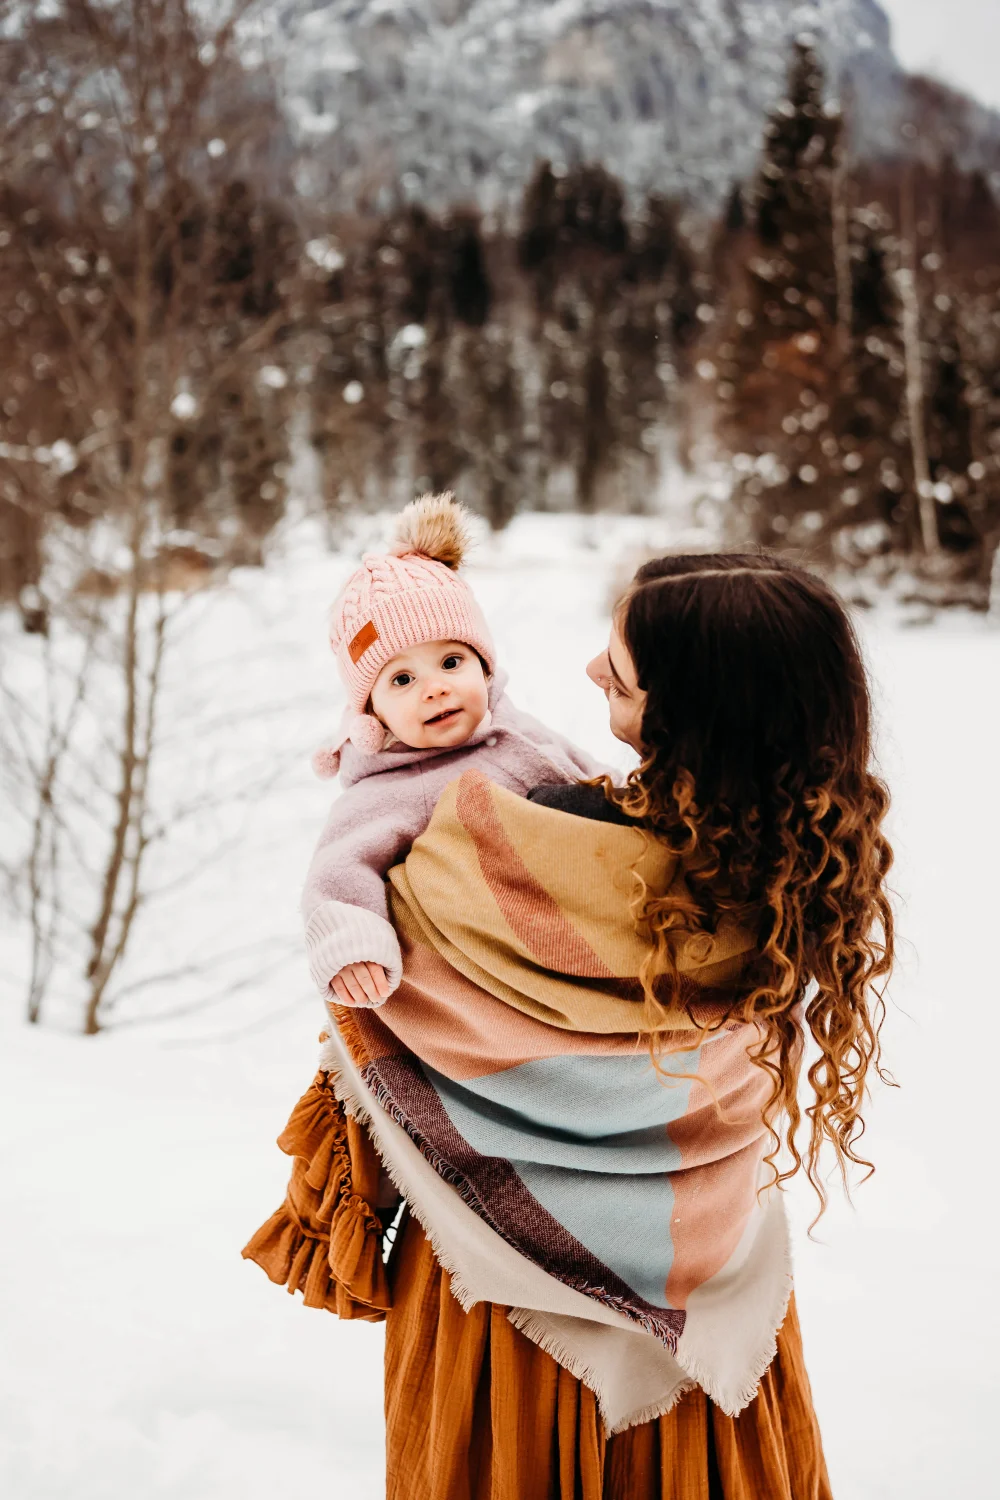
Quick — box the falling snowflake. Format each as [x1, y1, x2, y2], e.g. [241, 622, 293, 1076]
[49, 440, 78, 475]
[305, 238, 345, 273]
[171, 392, 198, 420]
[258, 365, 288, 390]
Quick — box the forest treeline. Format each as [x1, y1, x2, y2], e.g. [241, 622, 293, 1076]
[1, 0, 999, 621]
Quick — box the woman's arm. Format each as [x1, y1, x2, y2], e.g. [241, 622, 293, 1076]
[527, 782, 633, 825]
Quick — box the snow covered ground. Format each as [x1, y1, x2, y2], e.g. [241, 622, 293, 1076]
[1, 513, 997, 1498]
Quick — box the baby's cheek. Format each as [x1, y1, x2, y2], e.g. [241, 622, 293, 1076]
[399, 704, 427, 741]
[468, 670, 490, 711]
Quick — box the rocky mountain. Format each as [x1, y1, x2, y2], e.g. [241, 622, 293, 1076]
[244, 0, 1000, 214]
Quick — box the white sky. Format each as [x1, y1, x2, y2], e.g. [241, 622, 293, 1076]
[879, 0, 1000, 111]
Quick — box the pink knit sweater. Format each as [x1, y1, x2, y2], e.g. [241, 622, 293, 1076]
[302, 674, 606, 1003]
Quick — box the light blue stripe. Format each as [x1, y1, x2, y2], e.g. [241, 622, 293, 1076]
[423, 1052, 700, 1307]
[424, 1053, 700, 1171]
[512, 1159, 678, 1308]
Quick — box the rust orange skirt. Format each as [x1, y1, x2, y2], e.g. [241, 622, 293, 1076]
[384, 1213, 832, 1500]
[243, 1073, 832, 1500]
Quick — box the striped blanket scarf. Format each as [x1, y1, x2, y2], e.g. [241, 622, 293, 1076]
[322, 769, 793, 1432]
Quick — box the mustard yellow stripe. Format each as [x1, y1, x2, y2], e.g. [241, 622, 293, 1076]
[387, 776, 755, 1038]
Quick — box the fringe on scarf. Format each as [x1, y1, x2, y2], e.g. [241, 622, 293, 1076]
[505, 1308, 696, 1434]
[241, 1070, 392, 1321]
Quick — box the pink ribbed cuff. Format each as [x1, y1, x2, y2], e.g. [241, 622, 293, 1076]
[304, 900, 403, 1006]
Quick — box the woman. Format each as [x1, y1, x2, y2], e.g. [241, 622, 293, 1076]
[246, 551, 893, 1499]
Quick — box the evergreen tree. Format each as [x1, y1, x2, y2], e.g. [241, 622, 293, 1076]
[711, 41, 848, 549]
[630, 193, 700, 355]
[576, 330, 613, 513]
[828, 215, 909, 544]
[211, 179, 297, 319]
[518, 161, 561, 273]
[708, 183, 749, 297]
[393, 205, 439, 325]
[220, 370, 290, 563]
[923, 302, 979, 553]
[411, 301, 463, 495]
[518, 161, 628, 314]
[310, 237, 396, 510]
[924, 166, 1000, 571]
[752, 41, 839, 330]
[445, 210, 491, 327]
[454, 325, 523, 530]
[165, 417, 223, 532]
[518, 166, 694, 512]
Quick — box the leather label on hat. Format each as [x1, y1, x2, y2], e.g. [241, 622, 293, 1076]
[348, 619, 379, 663]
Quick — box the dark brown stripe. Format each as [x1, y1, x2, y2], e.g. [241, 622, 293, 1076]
[362, 1051, 687, 1351]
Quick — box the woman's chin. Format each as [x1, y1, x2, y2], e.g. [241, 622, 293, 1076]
[610, 722, 643, 754]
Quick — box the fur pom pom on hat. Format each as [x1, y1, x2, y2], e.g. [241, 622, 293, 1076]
[390, 490, 470, 569]
[322, 493, 496, 761]
[311, 710, 388, 778]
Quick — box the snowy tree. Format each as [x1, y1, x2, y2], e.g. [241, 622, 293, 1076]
[749, 41, 839, 333]
[0, 0, 301, 1030]
[519, 165, 694, 513]
[709, 41, 843, 549]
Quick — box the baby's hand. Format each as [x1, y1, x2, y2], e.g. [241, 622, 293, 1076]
[330, 960, 391, 1008]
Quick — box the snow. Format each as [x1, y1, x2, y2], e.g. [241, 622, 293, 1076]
[1, 513, 998, 1497]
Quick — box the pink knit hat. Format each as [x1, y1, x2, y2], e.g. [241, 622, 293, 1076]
[315, 493, 496, 772]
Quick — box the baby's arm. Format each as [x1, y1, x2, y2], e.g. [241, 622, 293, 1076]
[301, 776, 426, 1006]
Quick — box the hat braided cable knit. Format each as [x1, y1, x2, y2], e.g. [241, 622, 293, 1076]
[320, 493, 496, 765]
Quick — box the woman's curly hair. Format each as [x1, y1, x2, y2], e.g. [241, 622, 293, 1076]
[604, 552, 894, 1219]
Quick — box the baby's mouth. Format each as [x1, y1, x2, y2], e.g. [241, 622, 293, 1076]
[424, 706, 462, 727]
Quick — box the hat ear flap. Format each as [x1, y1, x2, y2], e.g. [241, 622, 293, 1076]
[311, 704, 358, 779]
[349, 713, 387, 754]
[311, 745, 341, 779]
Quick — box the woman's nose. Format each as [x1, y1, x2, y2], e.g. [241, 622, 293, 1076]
[587, 651, 610, 689]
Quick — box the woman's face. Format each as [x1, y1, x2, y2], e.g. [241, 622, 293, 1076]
[587, 621, 647, 752]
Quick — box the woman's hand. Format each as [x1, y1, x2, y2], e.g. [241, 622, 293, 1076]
[330, 960, 391, 1007]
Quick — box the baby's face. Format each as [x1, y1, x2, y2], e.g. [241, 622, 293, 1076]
[370, 639, 489, 750]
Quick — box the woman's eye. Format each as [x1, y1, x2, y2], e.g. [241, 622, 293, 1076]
[442, 655, 462, 670]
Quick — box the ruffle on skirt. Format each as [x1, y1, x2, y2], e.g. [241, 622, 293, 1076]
[242, 1070, 392, 1320]
[245, 1073, 831, 1497]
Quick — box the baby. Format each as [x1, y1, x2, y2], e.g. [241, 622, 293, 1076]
[302, 492, 604, 1008]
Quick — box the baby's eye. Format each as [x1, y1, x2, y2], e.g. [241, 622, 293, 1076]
[441, 654, 463, 670]
[391, 672, 414, 688]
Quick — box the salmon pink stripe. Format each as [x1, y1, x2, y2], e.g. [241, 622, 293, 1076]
[456, 771, 614, 977]
[375, 936, 655, 1079]
[663, 1030, 772, 1307]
